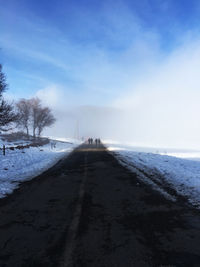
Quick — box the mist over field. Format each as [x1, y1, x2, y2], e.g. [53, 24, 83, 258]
[40, 37, 200, 149]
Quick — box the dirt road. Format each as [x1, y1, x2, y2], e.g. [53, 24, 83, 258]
[0, 144, 200, 267]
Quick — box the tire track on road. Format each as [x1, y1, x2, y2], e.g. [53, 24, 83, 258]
[60, 150, 88, 267]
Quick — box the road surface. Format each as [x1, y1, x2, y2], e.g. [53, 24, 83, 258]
[0, 143, 200, 267]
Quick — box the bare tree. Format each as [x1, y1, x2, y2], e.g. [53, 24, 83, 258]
[30, 98, 42, 138]
[16, 99, 31, 136]
[37, 107, 56, 136]
[29, 98, 56, 138]
[16, 97, 56, 138]
[0, 64, 16, 131]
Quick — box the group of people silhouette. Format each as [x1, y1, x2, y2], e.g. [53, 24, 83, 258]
[88, 138, 101, 145]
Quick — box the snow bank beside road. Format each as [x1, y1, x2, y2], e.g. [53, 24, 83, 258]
[106, 143, 200, 208]
[0, 140, 79, 198]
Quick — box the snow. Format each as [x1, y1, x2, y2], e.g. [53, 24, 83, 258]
[45, 136, 82, 145]
[0, 138, 80, 198]
[105, 141, 200, 208]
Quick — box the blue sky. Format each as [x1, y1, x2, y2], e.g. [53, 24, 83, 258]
[1, 0, 199, 100]
[1, 0, 200, 147]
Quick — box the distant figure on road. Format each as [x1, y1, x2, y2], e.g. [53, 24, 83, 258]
[95, 139, 98, 146]
[98, 138, 101, 145]
[88, 138, 94, 144]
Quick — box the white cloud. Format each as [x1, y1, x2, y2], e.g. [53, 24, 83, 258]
[35, 85, 63, 108]
[113, 38, 200, 149]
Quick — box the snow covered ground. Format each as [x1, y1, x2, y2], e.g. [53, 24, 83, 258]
[105, 141, 200, 208]
[0, 138, 80, 198]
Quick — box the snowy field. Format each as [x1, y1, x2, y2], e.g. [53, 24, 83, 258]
[0, 138, 80, 198]
[105, 141, 200, 208]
